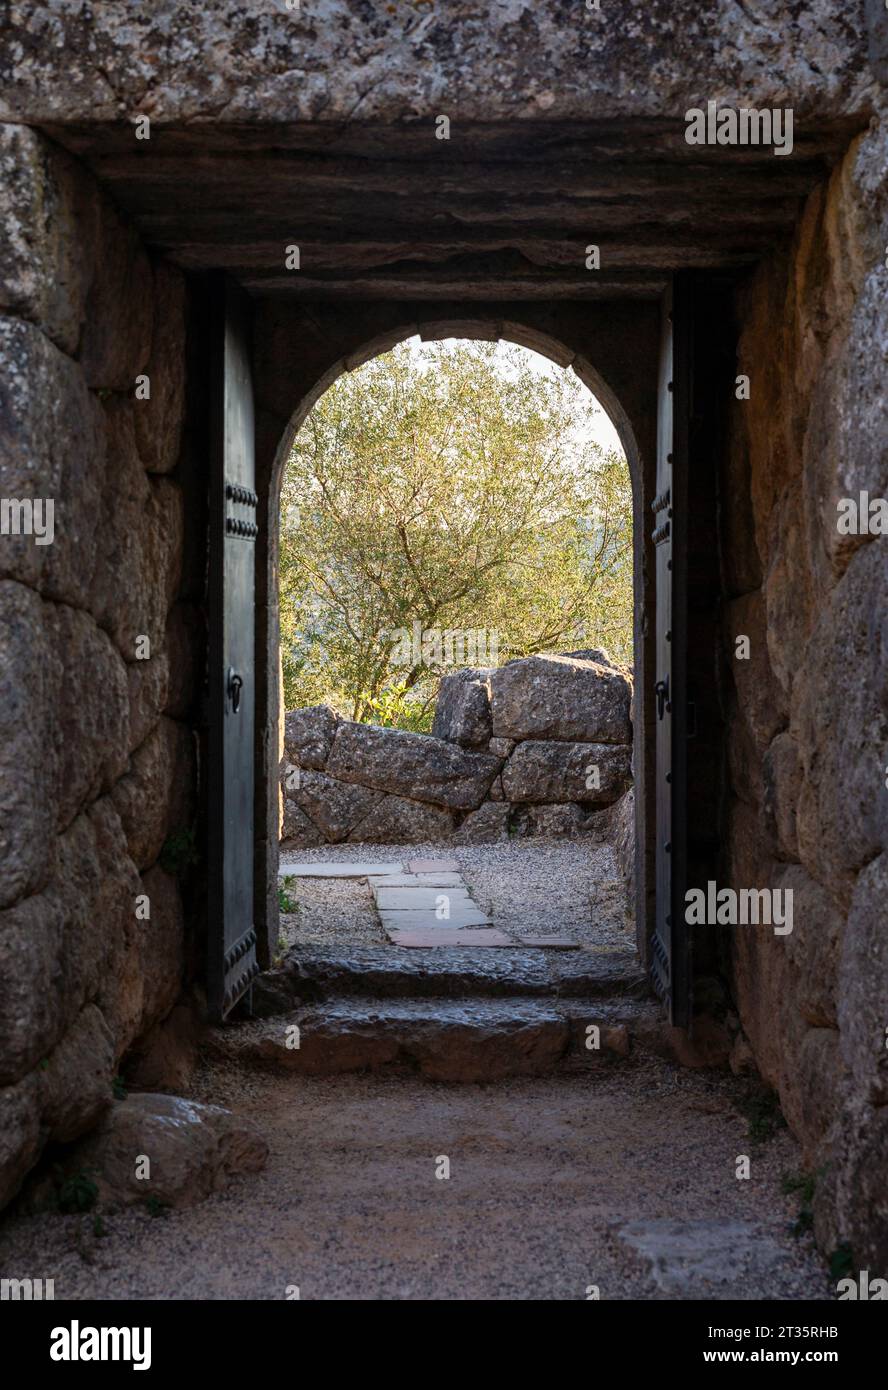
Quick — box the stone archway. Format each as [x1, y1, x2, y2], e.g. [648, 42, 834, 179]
[252, 310, 657, 972]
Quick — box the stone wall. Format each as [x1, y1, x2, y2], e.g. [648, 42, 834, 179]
[721, 107, 888, 1267]
[0, 128, 200, 1207]
[281, 651, 632, 846]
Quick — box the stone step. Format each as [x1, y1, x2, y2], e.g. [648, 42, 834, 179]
[208, 996, 668, 1083]
[253, 944, 648, 1013]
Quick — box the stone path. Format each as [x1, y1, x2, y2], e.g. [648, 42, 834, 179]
[278, 844, 619, 951]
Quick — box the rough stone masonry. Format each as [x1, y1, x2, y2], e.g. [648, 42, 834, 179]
[0, 0, 885, 1280]
[280, 650, 633, 847]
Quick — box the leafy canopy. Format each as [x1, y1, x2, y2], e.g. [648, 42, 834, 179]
[279, 339, 633, 727]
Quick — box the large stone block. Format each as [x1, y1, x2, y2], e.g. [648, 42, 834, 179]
[40, 1003, 115, 1144]
[0, 124, 96, 355]
[133, 263, 187, 474]
[0, 889, 65, 1086]
[281, 799, 327, 849]
[78, 202, 153, 391]
[776, 863, 841, 1030]
[431, 667, 492, 748]
[90, 400, 185, 656]
[792, 544, 888, 896]
[46, 602, 130, 831]
[291, 770, 382, 843]
[327, 721, 500, 810]
[111, 717, 195, 870]
[283, 703, 340, 771]
[0, 582, 58, 907]
[838, 853, 888, 1107]
[0, 317, 106, 607]
[61, 1093, 268, 1210]
[501, 739, 631, 805]
[0, 1072, 42, 1210]
[489, 653, 631, 744]
[347, 794, 456, 844]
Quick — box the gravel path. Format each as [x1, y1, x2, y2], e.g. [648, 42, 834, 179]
[0, 1057, 829, 1301]
[278, 838, 632, 953]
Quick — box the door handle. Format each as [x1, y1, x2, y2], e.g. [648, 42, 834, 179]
[227, 667, 243, 713]
[655, 676, 670, 720]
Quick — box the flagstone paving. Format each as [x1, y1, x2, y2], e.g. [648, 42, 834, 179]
[277, 839, 632, 953]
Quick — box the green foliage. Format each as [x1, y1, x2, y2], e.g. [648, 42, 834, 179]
[278, 877, 298, 914]
[112, 1074, 128, 1101]
[145, 1195, 170, 1219]
[279, 340, 633, 723]
[829, 1244, 854, 1280]
[56, 1170, 98, 1214]
[159, 827, 199, 877]
[740, 1085, 787, 1145]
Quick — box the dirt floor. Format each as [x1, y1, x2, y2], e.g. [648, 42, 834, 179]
[0, 1055, 829, 1301]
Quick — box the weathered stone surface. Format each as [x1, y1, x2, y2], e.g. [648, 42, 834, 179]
[133, 263, 187, 474]
[490, 654, 631, 744]
[68, 1093, 268, 1209]
[0, 1073, 42, 1210]
[837, 854, 888, 1107]
[46, 602, 130, 830]
[431, 667, 492, 748]
[0, 123, 95, 354]
[111, 717, 194, 870]
[41, 1003, 115, 1144]
[90, 400, 185, 656]
[380, 904, 491, 929]
[347, 794, 456, 844]
[792, 544, 888, 898]
[0, 317, 106, 606]
[0, 582, 58, 907]
[455, 800, 510, 844]
[616, 1219, 792, 1299]
[230, 998, 569, 1082]
[329, 720, 500, 810]
[127, 656, 169, 756]
[281, 861, 402, 878]
[283, 703, 340, 771]
[280, 800, 326, 849]
[511, 802, 592, 838]
[762, 731, 802, 861]
[374, 885, 471, 911]
[0, 4, 868, 126]
[78, 203, 153, 391]
[135, 866, 186, 1037]
[724, 590, 786, 752]
[501, 739, 631, 805]
[125, 1002, 202, 1093]
[254, 943, 646, 1009]
[777, 864, 841, 1030]
[488, 737, 514, 758]
[291, 770, 382, 843]
[0, 889, 65, 1085]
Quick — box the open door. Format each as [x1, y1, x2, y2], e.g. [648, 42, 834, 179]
[207, 277, 260, 1020]
[650, 275, 691, 1027]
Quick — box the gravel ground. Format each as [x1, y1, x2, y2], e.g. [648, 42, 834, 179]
[0, 1057, 830, 1301]
[278, 838, 632, 952]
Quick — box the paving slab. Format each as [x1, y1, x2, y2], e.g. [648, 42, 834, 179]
[407, 857, 460, 872]
[280, 862, 403, 878]
[378, 906, 493, 929]
[374, 885, 472, 911]
[384, 927, 515, 948]
[370, 873, 465, 887]
[615, 1219, 792, 1299]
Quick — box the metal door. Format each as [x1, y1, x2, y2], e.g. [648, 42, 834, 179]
[650, 276, 691, 1027]
[208, 277, 260, 1020]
